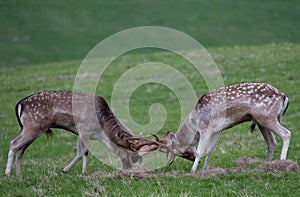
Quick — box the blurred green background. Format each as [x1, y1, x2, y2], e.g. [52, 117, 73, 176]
[1, 0, 299, 67]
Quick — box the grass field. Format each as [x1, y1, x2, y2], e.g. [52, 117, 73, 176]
[1, 0, 300, 196]
[0, 43, 299, 196]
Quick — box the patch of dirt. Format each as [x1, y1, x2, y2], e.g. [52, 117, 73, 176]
[89, 171, 115, 178]
[76, 72, 98, 79]
[55, 76, 68, 81]
[88, 170, 157, 179]
[260, 160, 299, 173]
[236, 156, 263, 168]
[228, 167, 246, 173]
[37, 77, 47, 82]
[185, 168, 227, 178]
[86, 158, 299, 179]
[114, 170, 156, 179]
[89, 168, 229, 179]
[37, 75, 73, 82]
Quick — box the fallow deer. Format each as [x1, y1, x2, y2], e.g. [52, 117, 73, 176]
[5, 91, 163, 176]
[155, 82, 291, 172]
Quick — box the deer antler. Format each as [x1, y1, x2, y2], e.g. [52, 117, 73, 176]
[127, 136, 161, 153]
[127, 135, 174, 159]
[167, 152, 176, 165]
[151, 133, 160, 142]
[151, 132, 177, 164]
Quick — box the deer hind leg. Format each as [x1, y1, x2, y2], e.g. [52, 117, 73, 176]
[273, 123, 291, 160]
[5, 149, 15, 176]
[258, 125, 277, 162]
[260, 120, 291, 160]
[5, 135, 23, 176]
[5, 129, 41, 176]
[15, 139, 35, 175]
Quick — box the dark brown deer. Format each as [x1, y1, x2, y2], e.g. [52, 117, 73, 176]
[5, 91, 163, 176]
[155, 82, 291, 172]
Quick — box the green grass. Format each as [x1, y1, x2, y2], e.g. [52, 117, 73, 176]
[1, 0, 300, 67]
[0, 43, 300, 196]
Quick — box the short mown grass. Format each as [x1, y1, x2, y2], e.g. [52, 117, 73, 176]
[0, 43, 299, 196]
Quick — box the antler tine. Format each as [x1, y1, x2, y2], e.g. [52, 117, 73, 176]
[151, 133, 177, 163]
[129, 144, 138, 152]
[128, 136, 142, 140]
[167, 152, 175, 165]
[151, 133, 160, 141]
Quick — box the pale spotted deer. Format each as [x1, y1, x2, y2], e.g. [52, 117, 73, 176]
[5, 91, 163, 176]
[155, 82, 291, 172]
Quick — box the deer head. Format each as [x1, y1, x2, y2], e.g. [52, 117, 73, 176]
[152, 131, 196, 164]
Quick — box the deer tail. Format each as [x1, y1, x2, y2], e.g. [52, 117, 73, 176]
[250, 121, 256, 132]
[15, 102, 24, 132]
[278, 95, 289, 123]
[45, 129, 54, 138]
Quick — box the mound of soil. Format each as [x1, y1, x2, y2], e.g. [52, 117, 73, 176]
[260, 160, 299, 173]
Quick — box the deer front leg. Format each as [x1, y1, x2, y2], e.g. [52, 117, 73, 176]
[62, 138, 83, 173]
[191, 131, 220, 172]
[80, 136, 89, 174]
[202, 133, 221, 170]
[192, 156, 201, 172]
[192, 133, 210, 172]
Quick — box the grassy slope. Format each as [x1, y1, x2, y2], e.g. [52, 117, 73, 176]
[0, 0, 300, 67]
[0, 43, 299, 196]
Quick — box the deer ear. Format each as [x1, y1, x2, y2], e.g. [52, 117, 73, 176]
[170, 133, 179, 145]
[164, 131, 170, 137]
